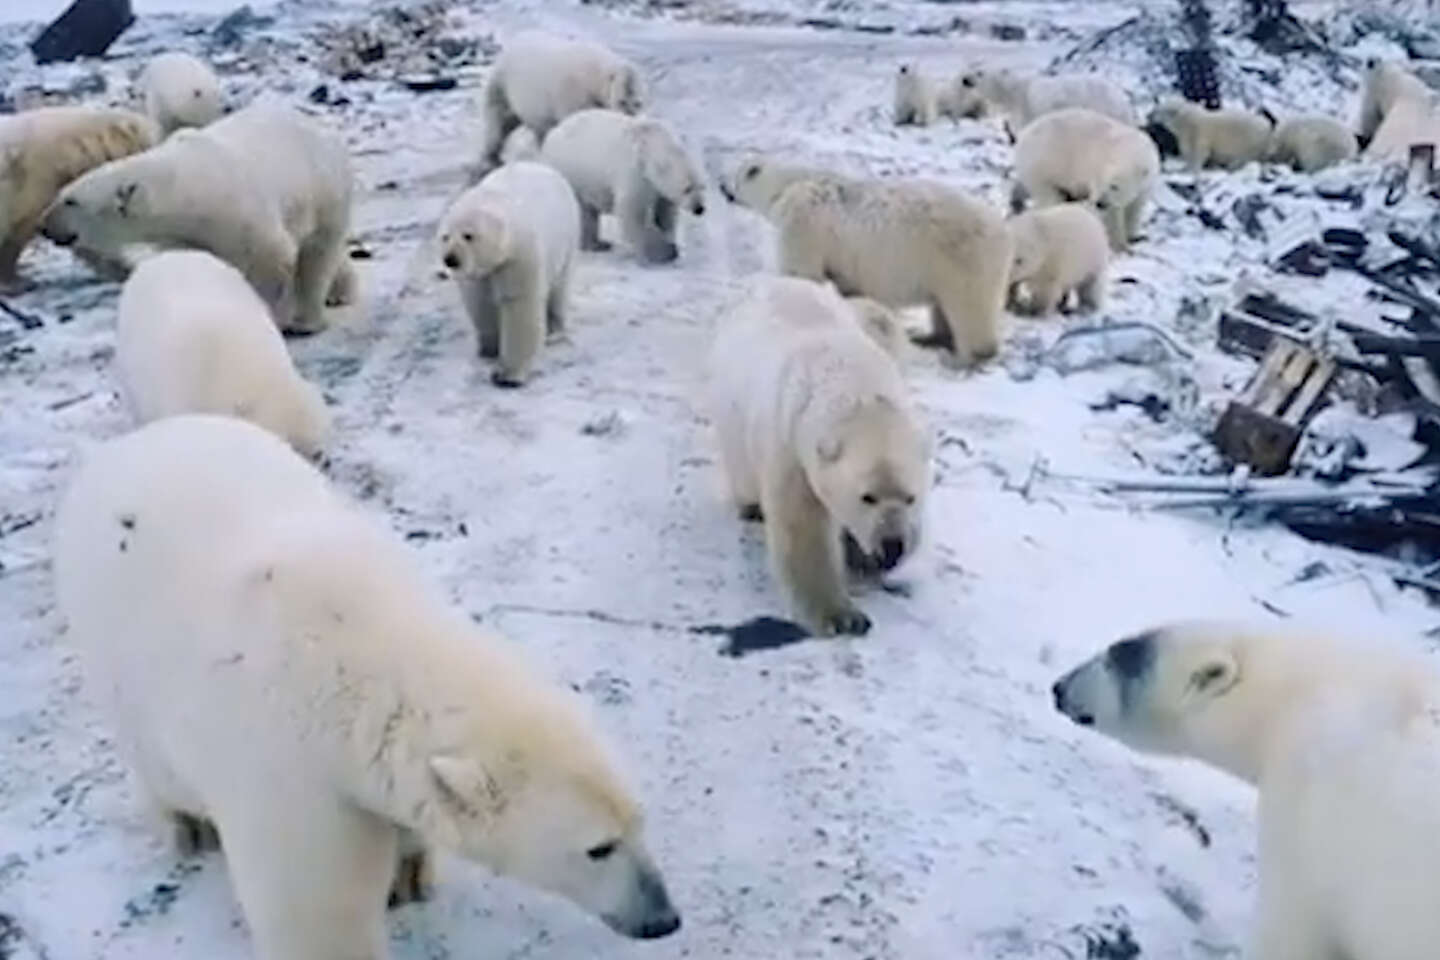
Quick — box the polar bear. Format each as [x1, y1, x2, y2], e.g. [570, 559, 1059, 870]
[1013, 108, 1159, 253]
[1053, 620, 1440, 960]
[0, 105, 157, 286]
[437, 161, 579, 387]
[42, 102, 354, 335]
[1265, 114, 1359, 172]
[139, 52, 224, 137]
[479, 31, 644, 174]
[707, 276, 931, 636]
[1358, 59, 1440, 162]
[53, 414, 682, 958]
[723, 157, 1012, 367]
[540, 108, 704, 264]
[1146, 97, 1274, 171]
[845, 296, 907, 360]
[1005, 203, 1108, 316]
[952, 68, 1136, 130]
[499, 125, 542, 165]
[116, 250, 328, 456]
[894, 64, 940, 127]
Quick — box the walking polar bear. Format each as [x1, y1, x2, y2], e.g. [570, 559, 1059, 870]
[116, 251, 328, 457]
[1358, 58, 1440, 162]
[1265, 114, 1358, 172]
[707, 277, 931, 636]
[437, 161, 579, 386]
[139, 51, 224, 136]
[1054, 620, 1440, 960]
[541, 108, 705, 263]
[53, 415, 682, 959]
[1013, 108, 1159, 252]
[723, 156, 1013, 367]
[479, 31, 645, 173]
[42, 102, 356, 335]
[0, 105, 158, 285]
[1006, 203, 1108, 316]
[1147, 97, 1273, 171]
[893, 64, 960, 127]
[952, 68, 1136, 131]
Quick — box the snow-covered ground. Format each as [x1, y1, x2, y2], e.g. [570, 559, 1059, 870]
[1, 1, 1437, 958]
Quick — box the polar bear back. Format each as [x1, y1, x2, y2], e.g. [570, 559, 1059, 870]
[1015, 108, 1156, 204]
[140, 52, 223, 136]
[1017, 73, 1135, 129]
[497, 31, 631, 130]
[0, 105, 157, 191]
[709, 276, 905, 450]
[539, 108, 638, 210]
[116, 250, 327, 454]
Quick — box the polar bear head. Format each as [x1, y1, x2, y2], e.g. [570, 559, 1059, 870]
[437, 199, 512, 278]
[1052, 621, 1281, 782]
[422, 684, 681, 940]
[636, 123, 704, 215]
[605, 62, 646, 116]
[806, 396, 931, 573]
[722, 156, 825, 216]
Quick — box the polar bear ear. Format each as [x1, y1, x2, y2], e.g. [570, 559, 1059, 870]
[430, 755, 502, 819]
[1186, 652, 1239, 699]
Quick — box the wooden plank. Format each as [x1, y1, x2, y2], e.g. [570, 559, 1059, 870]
[1283, 357, 1335, 426]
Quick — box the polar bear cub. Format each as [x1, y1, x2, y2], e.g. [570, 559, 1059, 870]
[541, 108, 704, 263]
[43, 102, 355, 335]
[1006, 203, 1108, 316]
[1358, 58, 1440, 162]
[1265, 114, 1359, 172]
[953, 68, 1136, 130]
[707, 277, 931, 636]
[1054, 620, 1440, 960]
[1013, 108, 1159, 253]
[479, 30, 644, 173]
[894, 64, 943, 127]
[116, 250, 328, 456]
[53, 414, 682, 958]
[1147, 97, 1274, 171]
[724, 156, 1013, 368]
[0, 105, 157, 285]
[140, 52, 224, 136]
[437, 161, 579, 387]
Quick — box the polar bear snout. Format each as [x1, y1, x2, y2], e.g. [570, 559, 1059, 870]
[604, 862, 682, 939]
[443, 250, 460, 270]
[1052, 663, 1102, 727]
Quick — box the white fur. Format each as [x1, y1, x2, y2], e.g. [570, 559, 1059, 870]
[1055, 620, 1440, 960]
[1005, 203, 1108, 316]
[1359, 59, 1440, 162]
[140, 52, 223, 136]
[0, 105, 157, 284]
[706, 276, 931, 636]
[725, 157, 1012, 368]
[953, 68, 1136, 130]
[1148, 97, 1273, 171]
[893, 64, 939, 126]
[116, 250, 328, 457]
[1265, 114, 1359, 172]
[436, 161, 580, 386]
[43, 102, 356, 334]
[1012, 107, 1159, 252]
[540, 108, 704, 263]
[53, 414, 681, 959]
[479, 31, 644, 172]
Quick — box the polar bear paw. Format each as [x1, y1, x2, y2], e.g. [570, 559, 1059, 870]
[387, 849, 435, 909]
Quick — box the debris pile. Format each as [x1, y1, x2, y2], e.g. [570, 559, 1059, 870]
[312, 2, 492, 84]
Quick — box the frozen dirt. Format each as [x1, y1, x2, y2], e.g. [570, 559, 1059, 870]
[1, 1, 1438, 958]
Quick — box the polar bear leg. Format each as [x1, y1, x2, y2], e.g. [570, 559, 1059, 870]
[1076, 272, 1104, 313]
[1251, 884, 1333, 960]
[715, 419, 760, 518]
[326, 258, 358, 308]
[762, 465, 870, 636]
[387, 828, 434, 908]
[479, 75, 521, 171]
[493, 288, 543, 387]
[932, 270, 1002, 365]
[221, 797, 396, 960]
[293, 226, 348, 333]
[654, 196, 677, 241]
[618, 182, 676, 264]
[579, 205, 611, 252]
[172, 811, 222, 855]
[461, 276, 500, 358]
[774, 225, 827, 284]
[911, 305, 954, 350]
[1026, 277, 1061, 316]
[0, 206, 44, 283]
[545, 262, 571, 336]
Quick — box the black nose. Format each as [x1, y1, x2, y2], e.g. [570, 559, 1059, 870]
[879, 537, 905, 569]
[442, 253, 459, 269]
[693, 201, 706, 215]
